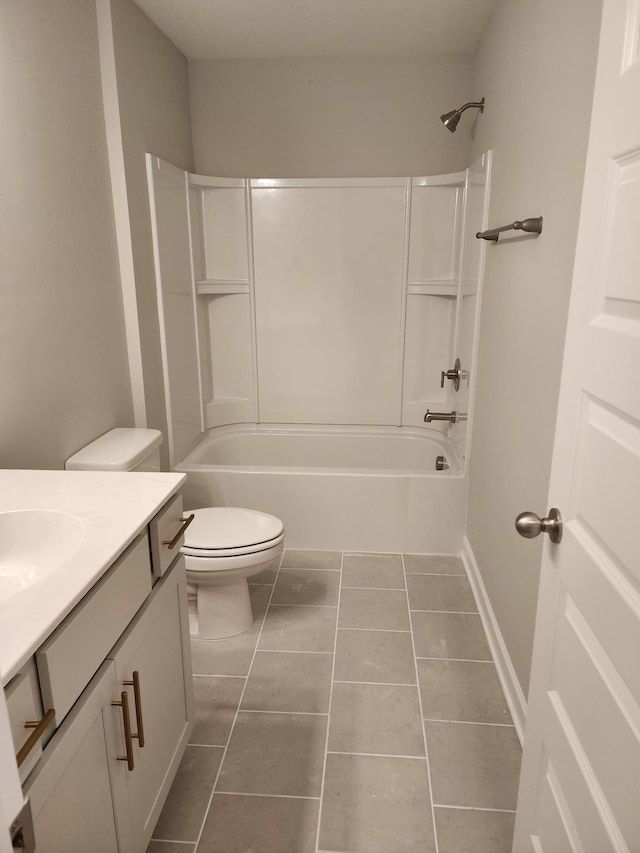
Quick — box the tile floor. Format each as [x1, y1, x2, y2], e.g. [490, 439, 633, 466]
[147, 550, 521, 853]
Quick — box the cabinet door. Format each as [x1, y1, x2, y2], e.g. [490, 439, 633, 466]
[24, 660, 131, 853]
[109, 557, 193, 852]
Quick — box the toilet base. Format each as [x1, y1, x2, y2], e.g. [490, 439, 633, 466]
[192, 578, 254, 639]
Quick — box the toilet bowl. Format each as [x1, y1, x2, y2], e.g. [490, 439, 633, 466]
[182, 506, 284, 639]
[64, 428, 285, 641]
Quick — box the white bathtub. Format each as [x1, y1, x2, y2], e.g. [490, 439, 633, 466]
[176, 424, 466, 554]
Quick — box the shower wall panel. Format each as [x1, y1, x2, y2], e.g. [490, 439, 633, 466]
[251, 181, 407, 425]
[451, 153, 491, 463]
[147, 156, 203, 465]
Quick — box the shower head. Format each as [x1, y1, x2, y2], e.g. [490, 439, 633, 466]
[440, 98, 485, 133]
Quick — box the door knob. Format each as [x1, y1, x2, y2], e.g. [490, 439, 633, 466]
[515, 508, 563, 544]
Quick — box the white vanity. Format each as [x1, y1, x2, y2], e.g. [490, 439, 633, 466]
[0, 469, 193, 852]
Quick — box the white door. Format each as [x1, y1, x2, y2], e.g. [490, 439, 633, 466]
[513, 1, 640, 850]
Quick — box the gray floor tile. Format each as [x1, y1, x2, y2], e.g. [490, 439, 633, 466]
[191, 631, 259, 678]
[404, 554, 466, 575]
[217, 711, 327, 796]
[435, 807, 516, 853]
[334, 629, 416, 684]
[407, 574, 477, 612]
[151, 745, 223, 842]
[272, 568, 340, 606]
[190, 676, 245, 746]
[342, 553, 405, 589]
[258, 604, 337, 653]
[412, 611, 491, 661]
[241, 651, 333, 713]
[250, 564, 280, 584]
[146, 842, 195, 852]
[319, 753, 436, 853]
[339, 587, 410, 631]
[247, 583, 276, 616]
[426, 721, 521, 810]
[197, 794, 319, 853]
[281, 549, 342, 569]
[328, 682, 424, 756]
[418, 659, 512, 724]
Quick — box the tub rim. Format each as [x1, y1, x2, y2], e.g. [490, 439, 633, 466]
[176, 423, 462, 477]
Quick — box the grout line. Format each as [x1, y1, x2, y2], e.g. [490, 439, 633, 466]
[402, 553, 440, 853]
[214, 791, 321, 801]
[268, 602, 339, 609]
[340, 585, 407, 591]
[410, 608, 479, 615]
[251, 648, 334, 656]
[192, 672, 248, 679]
[187, 741, 229, 749]
[190, 550, 285, 850]
[415, 656, 493, 663]
[424, 718, 516, 728]
[336, 626, 411, 634]
[314, 551, 342, 853]
[432, 803, 517, 814]
[333, 678, 417, 688]
[237, 709, 329, 717]
[405, 572, 467, 577]
[327, 750, 426, 760]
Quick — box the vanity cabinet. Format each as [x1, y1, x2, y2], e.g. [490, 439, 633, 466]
[23, 660, 128, 853]
[6, 490, 194, 853]
[108, 557, 192, 851]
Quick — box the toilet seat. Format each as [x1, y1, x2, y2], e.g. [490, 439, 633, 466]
[181, 506, 285, 559]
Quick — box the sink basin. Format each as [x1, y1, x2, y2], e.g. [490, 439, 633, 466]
[0, 509, 84, 603]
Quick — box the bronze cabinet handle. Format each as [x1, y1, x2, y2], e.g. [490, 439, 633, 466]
[16, 708, 55, 767]
[162, 514, 195, 550]
[123, 671, 144, 748]
[112, 690, 135, 771]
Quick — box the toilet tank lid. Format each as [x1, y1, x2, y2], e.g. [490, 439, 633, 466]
[65, 428, 163, 471]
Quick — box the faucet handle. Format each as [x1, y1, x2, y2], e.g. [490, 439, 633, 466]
[440, 358, 468, 391]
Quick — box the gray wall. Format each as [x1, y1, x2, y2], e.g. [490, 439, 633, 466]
[467, 0, 602, 695]
[108, 0, 194, 460]
[0, 0, 133, 469]
[189, 55, 474, 177]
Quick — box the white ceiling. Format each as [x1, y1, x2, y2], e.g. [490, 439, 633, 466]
[132, 0, 498, 60]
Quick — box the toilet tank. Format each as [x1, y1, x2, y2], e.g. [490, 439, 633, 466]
[65, 428, 163, 472]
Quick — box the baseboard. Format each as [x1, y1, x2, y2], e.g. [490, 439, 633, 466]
[461, 536, 527, 745]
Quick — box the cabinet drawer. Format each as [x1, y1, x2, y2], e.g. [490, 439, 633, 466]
[149, 493, 188, 578]
[5, 658, 46, 783]
[36, 534, 152, 724]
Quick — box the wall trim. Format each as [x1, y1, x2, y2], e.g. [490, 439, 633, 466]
[96, 0, 147, 427]
[461, 536, 527, 744]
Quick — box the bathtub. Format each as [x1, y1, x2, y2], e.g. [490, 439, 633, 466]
[176, 424, 466, 554]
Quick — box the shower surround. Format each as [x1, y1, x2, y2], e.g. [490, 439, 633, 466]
[147, 156, 490, 552]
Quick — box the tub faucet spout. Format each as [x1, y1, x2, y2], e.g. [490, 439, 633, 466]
[424, 410, 467, 423]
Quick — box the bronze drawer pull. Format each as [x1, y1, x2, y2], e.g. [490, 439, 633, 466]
[162, 513, 195, 550]
[123, 671, 145, 748]
[16, 708, 55, 767]
[112, 690, 135, 771]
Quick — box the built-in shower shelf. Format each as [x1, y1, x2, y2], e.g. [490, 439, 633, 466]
[197, 280, 250, 295]
[407, 281, 458, 296]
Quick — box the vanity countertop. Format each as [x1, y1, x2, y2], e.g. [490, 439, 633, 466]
[0, 468, 186, 685]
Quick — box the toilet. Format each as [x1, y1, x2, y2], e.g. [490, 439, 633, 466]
[65, 428, 285, 640]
